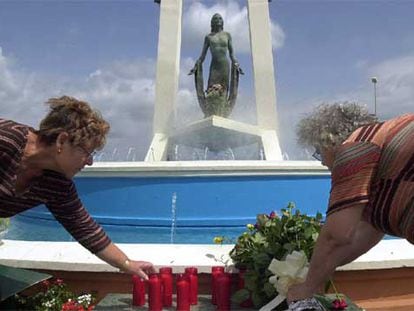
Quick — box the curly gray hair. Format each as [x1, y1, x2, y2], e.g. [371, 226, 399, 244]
[296, 102, 377, 151]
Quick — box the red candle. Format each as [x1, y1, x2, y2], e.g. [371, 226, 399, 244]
[132, 275, 145, 306]
[238, 268, 253, 308]
[216, 273, 231, 311]
[211, 266, 225, 305]
[185, 267, 198, 305]
[148, 273, 162, 311]
[159, 267, 173, 307]
[176, 273, 190, 311]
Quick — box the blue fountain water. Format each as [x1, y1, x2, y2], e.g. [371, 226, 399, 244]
[170, 192, 177, 243]
[4, 171, 333, 243]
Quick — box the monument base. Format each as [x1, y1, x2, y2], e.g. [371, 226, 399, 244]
[145, 116, 282, 161]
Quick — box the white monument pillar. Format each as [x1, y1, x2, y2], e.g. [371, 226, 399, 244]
[247, 0, 282, 160]
[146, 0, 182, 161]
[146, 0, 283, 161]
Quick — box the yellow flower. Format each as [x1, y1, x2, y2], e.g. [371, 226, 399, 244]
[246, 224, 255, 230]
[213, 236, 224, 244]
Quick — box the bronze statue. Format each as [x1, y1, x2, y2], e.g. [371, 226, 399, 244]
[189, 13, 244, 118]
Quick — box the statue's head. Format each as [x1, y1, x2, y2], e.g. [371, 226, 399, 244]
[210, 13, 224, 32]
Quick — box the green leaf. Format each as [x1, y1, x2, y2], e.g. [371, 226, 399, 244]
[252, 232, 266, 244]
[253, 252, 270, 268]
[316, 212, 323, 221]
[251, 291, 265, 308]
[263, 282, 276, 297]
[244, 273, 258, 291]
[304, 226, 313, 239]
[283, 243, 294, 254]
[231, 289, 250, 304]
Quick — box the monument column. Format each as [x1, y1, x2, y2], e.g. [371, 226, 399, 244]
[247, 0, 282, 160]
[146, 0, 183, 161]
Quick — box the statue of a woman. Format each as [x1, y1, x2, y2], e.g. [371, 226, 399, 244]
[189, 13, 243, 117]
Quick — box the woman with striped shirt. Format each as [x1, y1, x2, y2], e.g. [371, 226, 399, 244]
[286, 103, 414, 310]
[0, 96, 155, 279]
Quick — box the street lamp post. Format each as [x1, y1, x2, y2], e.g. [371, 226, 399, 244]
[371, 77, 378, 115]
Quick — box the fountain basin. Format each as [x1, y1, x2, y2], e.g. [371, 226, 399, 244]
[8, 161, 331, 243]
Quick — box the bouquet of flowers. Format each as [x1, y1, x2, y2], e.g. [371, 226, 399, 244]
[229, 203, 363, 310]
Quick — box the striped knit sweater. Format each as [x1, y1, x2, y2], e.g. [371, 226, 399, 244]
[328, 114, 414, 241]
[0, 118, 111, 253]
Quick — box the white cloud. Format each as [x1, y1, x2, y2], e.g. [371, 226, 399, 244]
[2, 36, 411, 162]
[0, 47, 49, 126]
[368, 54, 414, 118]
[278, 53, 414, 159]
[0, 47, 156, 160]
[182, 0, 285, 54]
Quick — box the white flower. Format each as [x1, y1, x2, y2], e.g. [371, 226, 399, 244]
[42, 298, 55, 308]
[77, 294, 92, 304]
[267, 250, 309, 296]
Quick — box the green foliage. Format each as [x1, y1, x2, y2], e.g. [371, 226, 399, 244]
[229, 202, 323, 309]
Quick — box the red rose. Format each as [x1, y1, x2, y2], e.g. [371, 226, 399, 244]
[332, 298, 347, 310]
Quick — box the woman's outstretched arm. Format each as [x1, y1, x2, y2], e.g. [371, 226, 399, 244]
[96, 242, 156, 280]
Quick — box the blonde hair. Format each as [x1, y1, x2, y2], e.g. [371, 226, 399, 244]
[296, 102, 377, 150]
[37, 96, 110, 150]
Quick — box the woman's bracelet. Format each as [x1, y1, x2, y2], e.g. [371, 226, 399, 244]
[120, 258, 130, 271]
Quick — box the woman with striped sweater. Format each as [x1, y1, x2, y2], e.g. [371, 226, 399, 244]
[287, 103, 414, 310]
[0, 96, 155, 279]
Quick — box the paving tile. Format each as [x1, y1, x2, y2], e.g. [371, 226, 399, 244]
[95, 294, 256, 310]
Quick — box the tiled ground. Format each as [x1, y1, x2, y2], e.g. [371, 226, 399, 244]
[95, 294, 257, 310]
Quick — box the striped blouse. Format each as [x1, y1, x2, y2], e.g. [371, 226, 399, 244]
[328, 114, 414, 240]
[0, 119, 111, 253]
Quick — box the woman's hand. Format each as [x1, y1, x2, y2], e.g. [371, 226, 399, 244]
[286, 283, 314, 303]
[123, 259, 156, 280]
[95, 243, 156, 280]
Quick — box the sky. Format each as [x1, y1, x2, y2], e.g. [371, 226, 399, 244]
[0, 0, 413, 161]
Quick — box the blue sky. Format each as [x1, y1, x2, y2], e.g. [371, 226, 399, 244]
[1, 0, 413, 160]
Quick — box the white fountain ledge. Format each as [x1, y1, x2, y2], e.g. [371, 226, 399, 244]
[78, 160, 330, 177]
[0, 239, 413, 273]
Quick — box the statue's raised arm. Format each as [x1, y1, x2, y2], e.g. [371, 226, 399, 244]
[189, 13, 243, 118]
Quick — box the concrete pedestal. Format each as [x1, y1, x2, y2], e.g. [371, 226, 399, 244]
[146, 116, 282, 161]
